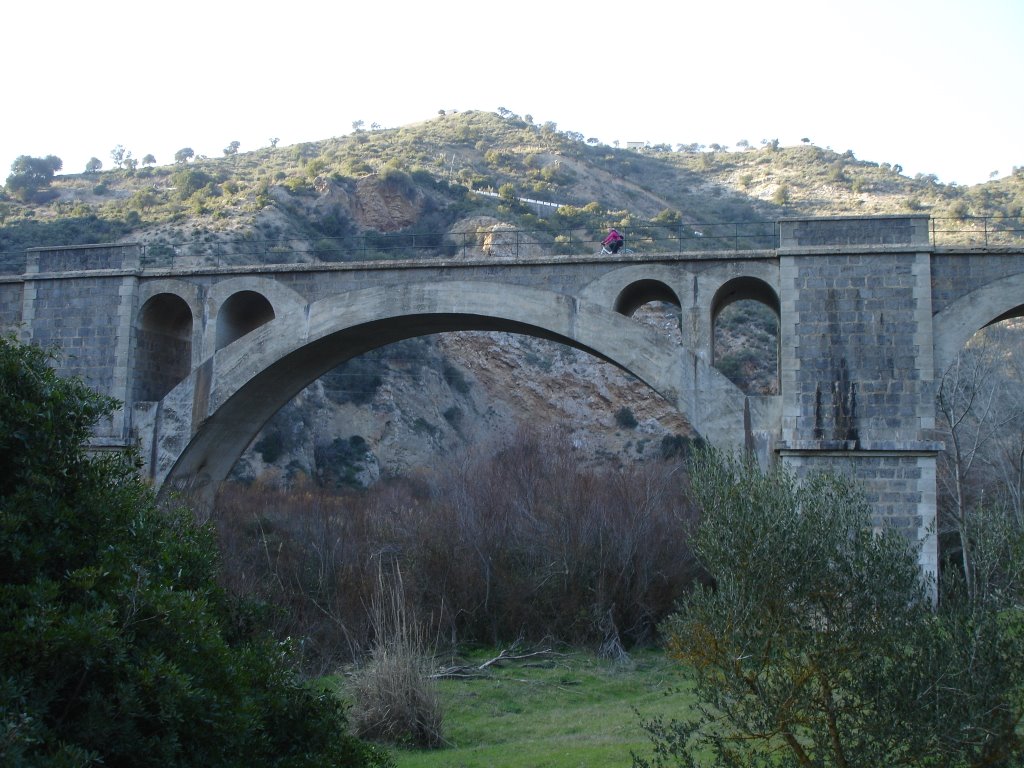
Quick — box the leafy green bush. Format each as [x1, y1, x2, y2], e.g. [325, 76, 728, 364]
[636, 450, 1024, 768]
[255, 429, 286, 463]
[659, 433, 703, 460]
[5, 155, 62, 203]
[0, 336, 391, 768]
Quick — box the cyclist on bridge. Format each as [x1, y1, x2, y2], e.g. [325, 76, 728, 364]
[601, 228, 624, 254]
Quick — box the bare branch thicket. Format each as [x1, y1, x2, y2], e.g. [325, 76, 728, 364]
[213, 424, 699, 667]
[937, 321, 1024, 596]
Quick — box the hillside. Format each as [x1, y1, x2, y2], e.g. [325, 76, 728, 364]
[3, 110, 1022, 488]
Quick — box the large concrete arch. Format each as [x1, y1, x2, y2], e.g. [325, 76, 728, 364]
[145, 280, 768, 505]
[932, 272, 1024, 376]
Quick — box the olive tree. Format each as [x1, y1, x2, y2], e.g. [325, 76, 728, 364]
[634, 450, 1023, 768]
[5, 154, 62, 202]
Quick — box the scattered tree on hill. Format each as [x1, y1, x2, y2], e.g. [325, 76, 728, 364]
[142, 153, 156, 166]
[174, 146, 194, 164]
[223, 140, 240, 158]
[5, 154, 62, 202]
[110, 144, 132, 169]
[635, 450, 1024, 768]
[0, 335, 391, 768]
[85, 156, 102, 173]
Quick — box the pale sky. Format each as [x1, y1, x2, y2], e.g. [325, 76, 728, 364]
[2, 0, 1021, 187]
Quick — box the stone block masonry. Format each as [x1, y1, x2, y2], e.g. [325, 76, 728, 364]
[14, 244, 141, 439]
[778, 216, 941, 581]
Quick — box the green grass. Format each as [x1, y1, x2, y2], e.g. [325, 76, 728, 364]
[342, 648, 695, 768]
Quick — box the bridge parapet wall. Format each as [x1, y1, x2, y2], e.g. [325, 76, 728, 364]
[31, 243, 139, 273]
[780, 214, 929, 248]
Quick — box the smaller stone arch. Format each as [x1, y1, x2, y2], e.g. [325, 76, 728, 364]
[133, 292, 194, 402]
[613, 279, 682, 316]
[711, 275, 780, 316]
[614, 278, 684, 345]
[711, 276, 781, 394]
[215, 290, 275, 351]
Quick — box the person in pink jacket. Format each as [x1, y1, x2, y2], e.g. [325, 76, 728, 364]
[602, 228, 624, 254]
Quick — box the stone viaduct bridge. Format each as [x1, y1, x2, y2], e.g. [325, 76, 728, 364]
[3, 214, 1023, 576]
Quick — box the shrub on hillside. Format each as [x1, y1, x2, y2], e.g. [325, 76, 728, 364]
[171, 167, 215, 200]
[615, 406, 639, 429]
[0, 336, 390, 768]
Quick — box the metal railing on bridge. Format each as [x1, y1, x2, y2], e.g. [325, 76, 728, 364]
[1, 216, 1021, 274]
[929, 215, 1024, 247]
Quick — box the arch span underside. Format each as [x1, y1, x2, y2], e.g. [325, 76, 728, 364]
[146, 281, 771, 503]
[932, 272, 1024, 376]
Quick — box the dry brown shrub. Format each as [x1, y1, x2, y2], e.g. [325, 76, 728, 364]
[349, 565, 444, 748]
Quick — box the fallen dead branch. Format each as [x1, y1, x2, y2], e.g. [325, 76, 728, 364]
[430, 647, 565, 680]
